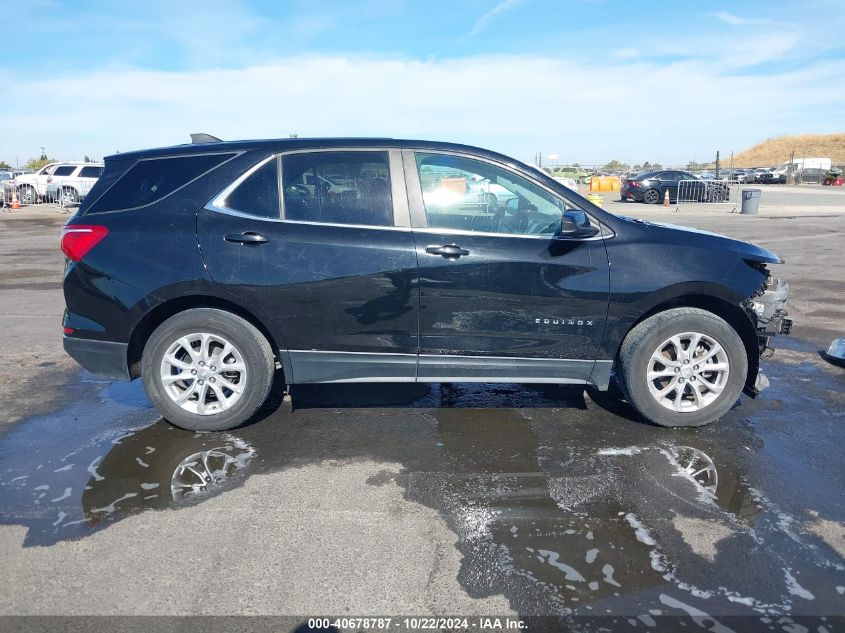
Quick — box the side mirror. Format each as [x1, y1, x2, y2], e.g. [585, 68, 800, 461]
[557, 210, 599, 239]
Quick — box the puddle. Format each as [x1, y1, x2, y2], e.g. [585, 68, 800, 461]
[0, 339, 843, 619]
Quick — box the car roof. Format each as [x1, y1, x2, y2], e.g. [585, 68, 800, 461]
[107, 137, 527, 166]
[633, 170, 662, 178]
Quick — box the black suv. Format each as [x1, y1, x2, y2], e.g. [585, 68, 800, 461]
[61, 137, 791, 431]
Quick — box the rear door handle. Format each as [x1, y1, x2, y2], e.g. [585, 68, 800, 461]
[225, 232, 270, 244]
[425, 244, 470, 259]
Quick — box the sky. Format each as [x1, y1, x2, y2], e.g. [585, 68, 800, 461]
[1, 0, 844, 166]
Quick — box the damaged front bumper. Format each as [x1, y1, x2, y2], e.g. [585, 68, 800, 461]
[743, 275, 792, 395]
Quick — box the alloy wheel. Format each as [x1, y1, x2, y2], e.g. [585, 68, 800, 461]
[646, 332, 730, 412]
[159, 333, 247, 415]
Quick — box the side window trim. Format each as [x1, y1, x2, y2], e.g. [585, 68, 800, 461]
[402, 148, 602, 238]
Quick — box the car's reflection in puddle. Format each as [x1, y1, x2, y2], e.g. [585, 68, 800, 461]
[0, 347, 843, 619]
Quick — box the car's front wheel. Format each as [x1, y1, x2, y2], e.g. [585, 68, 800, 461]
[617, 307, 748, 427]
[142, 308, 275, 431]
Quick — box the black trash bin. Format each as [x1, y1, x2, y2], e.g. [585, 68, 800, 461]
[741, 189, 761, 215]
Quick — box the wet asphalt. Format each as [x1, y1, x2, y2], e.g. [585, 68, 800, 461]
[0, 336, 843, 627]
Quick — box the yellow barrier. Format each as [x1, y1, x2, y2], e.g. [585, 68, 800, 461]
[589, 176, 621, 192]
[586, 193, 604, 207]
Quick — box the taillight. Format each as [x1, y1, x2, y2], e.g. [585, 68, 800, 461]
[61, 225, 108, 261]
[628, 180, 641, 188]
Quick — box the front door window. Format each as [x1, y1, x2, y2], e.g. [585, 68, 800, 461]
[415, 153, 581, 236]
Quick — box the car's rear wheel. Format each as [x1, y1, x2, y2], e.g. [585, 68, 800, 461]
[142, 308, 275, 431]
[60, 187, 79, 206]
[643, 188, 661, 204]
[617, 307, 747, 427]
[18, 186, 37, 205]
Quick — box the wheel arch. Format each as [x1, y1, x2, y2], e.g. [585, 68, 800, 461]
[127, 294, 285, 380]
[617, 294, 759, 392]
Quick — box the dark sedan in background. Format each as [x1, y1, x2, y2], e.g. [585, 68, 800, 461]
[621, 170, 730, 204]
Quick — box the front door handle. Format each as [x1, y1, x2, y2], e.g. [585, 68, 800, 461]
[425, 244, 470, 260]
[225, 232, 270, 245]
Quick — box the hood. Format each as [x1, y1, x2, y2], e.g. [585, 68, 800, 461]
[618, 216, 783, 264]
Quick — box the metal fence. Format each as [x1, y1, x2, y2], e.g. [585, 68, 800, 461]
[0, 178, 96, 213]
[675, 179, 740, 210]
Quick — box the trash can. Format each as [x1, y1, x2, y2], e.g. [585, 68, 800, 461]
[741, 188, 761, 215]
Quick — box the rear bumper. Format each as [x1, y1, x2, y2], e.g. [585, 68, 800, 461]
[63, 336, 130, 380]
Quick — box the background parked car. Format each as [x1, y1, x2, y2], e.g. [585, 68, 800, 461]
[621, 170, 730, 204]
[756, 171, 786, 185]
[45, 163, 105, 205]
[796, 168, 826, 184]
[549, 165, 593, 184]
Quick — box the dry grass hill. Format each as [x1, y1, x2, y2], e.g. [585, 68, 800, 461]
[717, 133, 845, 167]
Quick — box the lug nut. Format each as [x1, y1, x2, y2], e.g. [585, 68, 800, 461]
[191, 369, 197, 375]
[674, 368, 680, 374]
[678, 377, 685, 383]
[211, 366, 216, 371]
[210, 377, 216, 383]
[198, 379, 204, 385]
[693, 365, 699, 370]
[683, 359, 690, 365]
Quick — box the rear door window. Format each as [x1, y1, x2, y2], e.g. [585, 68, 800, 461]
[281, 152, 393, 227]
[220, 158, 280, 219]
[88, 153, 236, 212]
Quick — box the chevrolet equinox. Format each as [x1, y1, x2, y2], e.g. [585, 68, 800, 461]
[61, 137, 791, 431]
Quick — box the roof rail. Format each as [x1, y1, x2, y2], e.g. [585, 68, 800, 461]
[190, 133, 223, 144]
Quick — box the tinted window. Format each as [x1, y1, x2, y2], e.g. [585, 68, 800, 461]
[79, 166, 104, 178]
[91, 153, 235, 211]
[282, 152, 393, 227]
[415, 152, 577, 236]
[52, 165, 76, 177]
[222, 159, 280, 219]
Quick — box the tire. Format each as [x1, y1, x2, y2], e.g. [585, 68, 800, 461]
[643, 188, 661, 204]
[60, 187, 79, 206]
[141, 308, 275, 431]
[617, 307, 747, 427]
[19, 186, 37, 205]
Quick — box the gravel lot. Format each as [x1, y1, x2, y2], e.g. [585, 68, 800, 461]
[0, 186, 843, 629]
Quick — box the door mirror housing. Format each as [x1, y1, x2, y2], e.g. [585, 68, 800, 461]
[557, 209, 599, 239]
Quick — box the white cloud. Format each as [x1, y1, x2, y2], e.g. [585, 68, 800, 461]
[463, 0, 526, 38]
[712, 11, 772, 26]
[1, 51, 843, 165]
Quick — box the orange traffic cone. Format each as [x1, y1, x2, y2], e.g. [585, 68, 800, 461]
[662, 189, 670, 207]
[11, 189, 20, 210]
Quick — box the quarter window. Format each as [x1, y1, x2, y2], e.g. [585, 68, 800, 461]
[79, 166, 104, 178]
[89, 153, 236, 212]
[415, 153, 574, 236]
[281, 152, 393, 227]
[222, 158, 280, 219]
